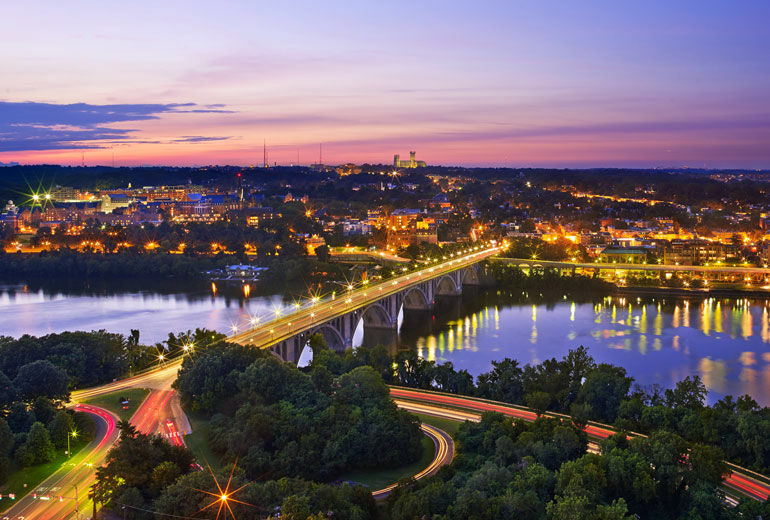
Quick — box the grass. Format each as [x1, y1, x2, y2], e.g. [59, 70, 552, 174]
[0, 438, 89, 512]
[413, 413, 463, 436]
[81, 387, 150, 421]
[184, 410, 223, 471]
[341, 434, 436, 491]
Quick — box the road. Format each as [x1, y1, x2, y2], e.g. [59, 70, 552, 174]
[371, 422, 454, 500]
[1, 405, 118, 520]
[3, 371, 186, 519]
[389, 386, 770, 502]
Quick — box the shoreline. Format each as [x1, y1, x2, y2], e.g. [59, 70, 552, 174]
[614, 285, 770, 299]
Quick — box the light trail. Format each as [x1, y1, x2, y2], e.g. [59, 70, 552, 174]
[371, 422, 454, 500]
[389, 386, 770, 503]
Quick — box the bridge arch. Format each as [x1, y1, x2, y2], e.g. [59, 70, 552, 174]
[313, 324, 346, 353]
[462, 266, 480, 286]
[402, 286, 431, 310]
[360, 302, 394, 329]
[435, 274, 460, 296]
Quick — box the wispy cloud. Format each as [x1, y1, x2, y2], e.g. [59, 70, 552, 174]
[173, 135, 232, 143]
[0, 101, 233, 152]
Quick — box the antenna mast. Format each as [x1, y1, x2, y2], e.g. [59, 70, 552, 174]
[263, 139, 267, 168]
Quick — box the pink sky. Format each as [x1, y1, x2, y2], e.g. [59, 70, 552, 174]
[1, 2, 769, 168]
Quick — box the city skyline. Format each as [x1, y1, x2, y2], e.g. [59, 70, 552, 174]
[1, 1, 769, 168]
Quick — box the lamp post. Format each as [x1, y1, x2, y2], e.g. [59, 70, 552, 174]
[67, 430, 77, 458]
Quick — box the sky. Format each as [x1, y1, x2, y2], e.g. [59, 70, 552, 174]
[1, 1, 769, 168]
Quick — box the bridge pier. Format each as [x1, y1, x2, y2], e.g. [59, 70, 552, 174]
[262, 263, 489, 363]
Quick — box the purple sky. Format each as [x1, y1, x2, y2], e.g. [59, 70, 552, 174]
[1, 1, 768, 168]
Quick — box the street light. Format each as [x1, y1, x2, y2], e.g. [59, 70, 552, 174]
[67, 430, 77, 458]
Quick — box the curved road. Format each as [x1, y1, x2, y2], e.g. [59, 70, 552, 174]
[371, 422, 454, 500]
[1, 405, 118, 520]
[389, 386, 770, 502]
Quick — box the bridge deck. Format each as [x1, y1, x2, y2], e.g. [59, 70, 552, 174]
[228, 246, 500, 351]
[494, 257, 770, 275]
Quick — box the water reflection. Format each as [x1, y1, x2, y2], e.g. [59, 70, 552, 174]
[399, 293, 770, 406]
[0, 282, 285, 345]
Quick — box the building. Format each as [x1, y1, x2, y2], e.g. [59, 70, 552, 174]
[662, 239, 731, 265]
[599, 247, 648, 264]
[393, 151, 427, 169]
[388, 208, 422, 230]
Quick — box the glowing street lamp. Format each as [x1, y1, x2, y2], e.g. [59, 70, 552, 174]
[67, 430, 77, 458]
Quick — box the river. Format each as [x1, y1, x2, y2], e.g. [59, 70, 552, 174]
[1, 282, 769, 406]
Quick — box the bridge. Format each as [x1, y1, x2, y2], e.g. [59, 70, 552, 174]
[493, 257, 770, 284]
[229, 244, 500, 362]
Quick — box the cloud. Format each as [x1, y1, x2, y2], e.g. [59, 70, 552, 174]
[0, 101, 233, 152]
[173, 135, 232, 143]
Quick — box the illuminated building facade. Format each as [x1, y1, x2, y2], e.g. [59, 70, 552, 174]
[393, 150, 427, 169]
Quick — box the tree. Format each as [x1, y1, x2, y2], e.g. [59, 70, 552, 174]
[475, 358, 524, 404]
[281, 495, 311, 520]
[579, 364, 632, 422]
[665, 376, 707, 410]
[24, 421, 56, 465]
[526, 391, 552, 416]
[48, 410, 76, 450]
[570, 402, 593, 430]
[13, 360, 70, 402]
[0, 418, 13, 457]
[0, 370, 16, 410]
[314, 244, 330, 262]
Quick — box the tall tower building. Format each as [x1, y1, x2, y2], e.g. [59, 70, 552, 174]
[409, 151, 416, 168]
[394, 154, 400, 168]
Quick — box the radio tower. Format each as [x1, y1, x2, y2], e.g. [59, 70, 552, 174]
[263, 139, 268, 168]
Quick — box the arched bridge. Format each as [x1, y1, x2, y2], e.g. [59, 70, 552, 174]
[228, 245, 500, 363]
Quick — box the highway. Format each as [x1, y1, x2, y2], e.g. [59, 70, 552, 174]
[389, 386, 770, 502]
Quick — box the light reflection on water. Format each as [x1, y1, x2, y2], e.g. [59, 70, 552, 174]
[0, 284, 285, 345]
[2, 283, 770, 407]
[405, 295, 770, 406]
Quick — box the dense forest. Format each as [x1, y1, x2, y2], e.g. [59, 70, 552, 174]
[313, 343, 770, 477]
[385, 413, 768, 520]
[174, 341, 423, 482]
[94, 421, 377, 520]
[0, 330, 162, 388]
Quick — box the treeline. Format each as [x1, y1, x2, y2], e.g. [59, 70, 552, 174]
[0, 250, 229, 279]
[173, 340, 423, 482]
[314, 344, 770, 476]
[500, 237, 587, 263]
[0, 330, 161, 388]
[485, 262, 614, 295]
[385, 413, 768, 520]
[0, 360, 94, 484]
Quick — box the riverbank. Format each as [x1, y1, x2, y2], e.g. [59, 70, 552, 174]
[617, 284, 770, 298]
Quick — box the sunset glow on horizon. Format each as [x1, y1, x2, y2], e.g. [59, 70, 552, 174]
[1, 1, 769, 168]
